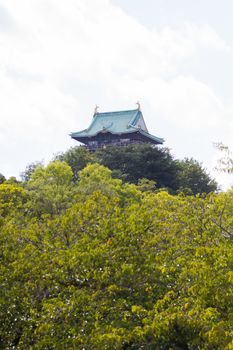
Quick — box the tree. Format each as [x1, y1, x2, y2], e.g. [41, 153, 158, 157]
[176, 158, 218, 195]
[215, 142, 233, 174]
[1, 159, 231, 349]
[0, 173, 5, 184]
[95, 144, 179, 191]
[77, 163, 142, 206]
[58, 144, 218, 194]
[0, 183, 27, 218]
[4, 176, 20, 185]
[20, 161, 43, 182]
[26, 161, 74, 216]
[55, 146, 94, 181]
[0, 169, 233, 350]
[1, 185, 233, 348]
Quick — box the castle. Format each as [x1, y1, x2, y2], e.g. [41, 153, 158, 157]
[71, 105, 164, 151]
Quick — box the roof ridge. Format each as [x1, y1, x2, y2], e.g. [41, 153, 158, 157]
[95, 109, 139, 116]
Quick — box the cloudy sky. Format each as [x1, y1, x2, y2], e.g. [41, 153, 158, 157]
[0, 0, 233, 188]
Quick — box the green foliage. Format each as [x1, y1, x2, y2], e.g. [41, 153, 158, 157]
[26, 161, 74, 216]
[20, 161, 43, 182]
[176, 158, 218, 195]
[4, 176, 19, 185]
[137, 178, 157, 192]
[77, 162, 118, 196]
[95, 144, 178, 190]
[58, 144, 217, 194]
[0, 173, 5, 184]
[0, 183, 27, 217]
[55, 146, 94, 181]
[0, 160, 231, 349]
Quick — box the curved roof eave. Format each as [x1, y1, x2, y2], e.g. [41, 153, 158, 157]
[139, 129, 164, 144]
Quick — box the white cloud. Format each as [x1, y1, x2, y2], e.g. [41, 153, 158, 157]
[184, 23, 230, 51]
[0, 0, 232, 189]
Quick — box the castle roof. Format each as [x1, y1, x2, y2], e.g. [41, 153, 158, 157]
[71, 109, 164, 144]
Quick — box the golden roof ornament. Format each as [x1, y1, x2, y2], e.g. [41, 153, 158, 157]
[94, 105, 99, 115]
[136, 101, 141, 111]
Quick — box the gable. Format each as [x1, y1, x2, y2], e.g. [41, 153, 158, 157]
[134, 115, 148, 132]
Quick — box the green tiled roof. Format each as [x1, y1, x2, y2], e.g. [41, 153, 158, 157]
[71, 109, 140, 137]
[71, 109, 164, 144]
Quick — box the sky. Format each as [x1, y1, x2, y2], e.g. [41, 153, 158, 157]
[0, 0, 233, 188]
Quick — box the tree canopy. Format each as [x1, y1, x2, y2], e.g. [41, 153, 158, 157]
[56, 144, 217, 194]
[0, 174, 5, 184]
[176, 158, 218, 195]
[0, 159, 232, 349]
